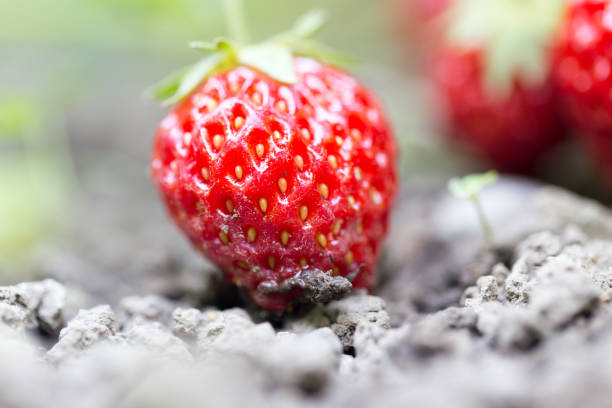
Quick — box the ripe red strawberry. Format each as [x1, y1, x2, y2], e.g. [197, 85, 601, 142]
[150, 14, 397, 310]
[554, 0, 612, 133]
[553, 0, 612, 182]
[427, 0, 566, 173]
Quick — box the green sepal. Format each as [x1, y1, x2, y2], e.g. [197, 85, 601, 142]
[238, 43, 297, 84]
[274, 10, 353, 68]
[150, 53, 223, 107]
[148, 66, 190, 103]
[292, 40, 354, 69]
[149, 9, 352, 106]
[448, 170, 499, 199]
[276, 10, 326, 43]
[149, 38, 238, 106]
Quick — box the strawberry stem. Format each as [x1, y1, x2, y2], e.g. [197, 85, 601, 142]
[223, 0, 248, 44]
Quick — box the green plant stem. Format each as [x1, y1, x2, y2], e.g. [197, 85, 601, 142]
[223, 0, 248, 44]
[470, 194, 493, 248]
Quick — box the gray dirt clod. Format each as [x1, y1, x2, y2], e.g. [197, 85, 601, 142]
[504, 273, 530, 304]
[474, 302, 542, 350]
[325, 292, 390, 353]
[409, 309, 476, 356]
[477, 275, 499, 302]
[491, 263, 510, 286]
[120, 322, 192, 361]
[172, 307, 206, 341]
[260, 328, 343, 393]
[0, 279, 66, 334]
[283, 304, 332, 333]
[257, 269, 352, 304]
[456, 226, 607, 351]
[180, 308, 274, 357]
[0, 287, 32, 331]
[117, 294, 177, 330]
[47, 304, 117, 363]
[171, 307, 342, 393]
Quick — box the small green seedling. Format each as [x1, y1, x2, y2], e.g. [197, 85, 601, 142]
[448, 170, 499, 247]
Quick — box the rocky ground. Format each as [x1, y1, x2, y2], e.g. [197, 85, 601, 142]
[3, 176, 612, 407]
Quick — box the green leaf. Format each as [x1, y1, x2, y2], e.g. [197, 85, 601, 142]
[148, 66, 191, 101]
[149, 53, 223, 106]
[292, 40, 354, 68]
[290, 10, 326, 39]
[238, 43, 297, 84]
[448, 170, 499, 199]
[272, 10, 326, 47]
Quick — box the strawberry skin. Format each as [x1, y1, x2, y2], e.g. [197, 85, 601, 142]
[431, 49, 564, 172]
[554, 0, 612, 134]
[554, 0, 612, 183]
[151, 57, 397, 310]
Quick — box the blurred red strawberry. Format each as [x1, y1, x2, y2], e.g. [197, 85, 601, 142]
[554, 0, 612, 183]
[554, 0, 612, 133]
[427, 0, 566, 173]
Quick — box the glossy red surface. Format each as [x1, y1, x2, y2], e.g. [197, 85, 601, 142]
[554, 0, 612, 184]
[152, 57, 397, 310]
[555, 0, 612, 133]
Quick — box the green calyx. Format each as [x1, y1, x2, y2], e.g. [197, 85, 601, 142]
[442, 0, 566, 96]
[150, 10, 351, 107]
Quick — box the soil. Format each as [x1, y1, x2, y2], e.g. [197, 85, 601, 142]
[3, 174, 612, 407]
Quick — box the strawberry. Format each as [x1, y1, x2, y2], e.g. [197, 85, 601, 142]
[553, 0, 612, 182]
[150, 12, 397, 310]
[427, 0, 566, 173]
